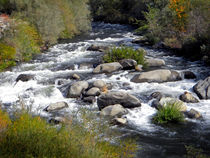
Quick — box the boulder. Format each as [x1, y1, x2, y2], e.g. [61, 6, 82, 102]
[86, 87, 100, 96]
[68, 81, 89, 98]
[93, 62, 123, 74]
[193, 76, 210, 99]
[83, 96, 96, 103]
[93, 80, 106, 88]
[182, 71, 196, 79]
[100, 104, 128, 117]
[169, 70, 182, 81]
[113, 117, 127, 125]
[97, 91, 141, 110]
[159, 97, 187, 112]
[119, 59, 137, 70]
[87, 45, 109, 52]
[146, 58, 165, 67]
[179, 92, 199, 103]
[131, 69, 172, 83]
[187, 108, 201, 119]
[45, 102, 68, 112]
[149, 92, 163, 101]
[15, 74, 34, 82]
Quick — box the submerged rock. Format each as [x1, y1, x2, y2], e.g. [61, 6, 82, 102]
[97, 91, 141, 110]
[119, 59, 137, 70]
[15, 74, 34, 82]
[179, 92, 199, 103]
[146, 58, 165, 67]
[193, 76, 210, 99]
[100, 104, 128, 117]
[45, 102, 68, 112]
[68, 81, 89, 98]
[93, 62, 123, 74]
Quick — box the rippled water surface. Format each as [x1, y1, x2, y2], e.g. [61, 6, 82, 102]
[0, 22, 210, 158]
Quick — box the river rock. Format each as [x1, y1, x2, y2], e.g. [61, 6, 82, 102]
[131, 69, 181, 83]
[100, 104, 128, 117]
[182, 71, 196, 79]
[93, 62, 123, 74]
[97, 91, 141, 110]
[146, 58, 165, 67]
[149, 92, 163, 100]
[49, 117, 66, 124]
[179, 92, 199, 103]
[93, 80, 106, 88]
[159, 97, 187, 112]
[135, 65, 143, 72]
[86, 87, 100, 96]
[72, 73, 80, 80]
[193, 76, 210, 99]
[119, 59, 137, 70]
[45, 102, 68, 112]
[187, 108, 201, 119]
[16, 74, 34, 82]
[87, 45, 109, 52]
[113, 117, 127, 125]
[68, 81, 89, 98]
[83, 96, 96, 103]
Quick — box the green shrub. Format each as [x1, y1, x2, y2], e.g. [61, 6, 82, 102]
[185, 145, 210, 158]
[0, 110, 137, 158]
[153, 101, 185, 124]
[103, 46, 146, 67]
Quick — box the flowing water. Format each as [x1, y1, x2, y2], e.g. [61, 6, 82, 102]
[0, 22, 210, 158]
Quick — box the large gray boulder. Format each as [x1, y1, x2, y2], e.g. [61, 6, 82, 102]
[131, 69, 181, 83]
[97, 91, 141, 110]
[45, 102, 68, 112]
[93, 62, 123, 74]
[119, 59, 137, 70]
[86, 87, 100, 96]
[68, 81, 89, 98]
[93, 80, 106, 88]
[100, 104, 128, 117]
[179, 92, 199, 103]
[146, 58, 165, 67]
[193, 76, 210, 99]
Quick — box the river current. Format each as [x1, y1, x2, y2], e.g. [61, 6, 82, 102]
[0, 22, 210, 158]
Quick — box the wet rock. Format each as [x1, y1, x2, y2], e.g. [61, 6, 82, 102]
[150, 92, 163, 100]
[187, 108, 201, 119]
[119, 59, 137, 70]
[131, 69, 181, 83]
[72, 74, 80, 80]
[93, 80, 106, 88]
[169, 70, 182, 81]
[93, 62, 123, 74]
[193, 76, 210, 99]
[87, 45, 109, 52]
[45, 102, 68, 112]
[182, 71, 196, 79]
[146, 58, 165, 67]
[135, 65, 143, 72]
[97, 91, 141, 110]
[49, 117, 66, 124]
[86, 87, 100, 96]
[112, 117, 127, 125]
[159, 97, 187, 112]
[83, 96, 96, 103]
[68, 81, 89, 98]
[15, 74, 34, 82]
[100, 104, 128, 117]
[179, 92, 199, 103]
[79, 63, 93, 69]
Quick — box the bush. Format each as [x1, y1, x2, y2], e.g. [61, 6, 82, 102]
[103, 46, 146, 67]
[0, 108, 11, 133]
[0, 110, 137, 158]
[185, 145, 210, 158]
[153, 101, 185, 124]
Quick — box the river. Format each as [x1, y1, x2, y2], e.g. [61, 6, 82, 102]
[0, 22, 210, 158]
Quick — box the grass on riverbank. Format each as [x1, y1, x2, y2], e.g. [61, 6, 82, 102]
[103, 46, 147, 67]
[0, 108, 137, 158]
[153, 101, 185, 124]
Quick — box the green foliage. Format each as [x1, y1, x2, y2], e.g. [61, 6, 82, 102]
[185, 145, 210, 158]
[0, 110, 137, 158]
[103, 46, 146, 67]
[153, 101, 185, 124]
[0, 43, 16, 71]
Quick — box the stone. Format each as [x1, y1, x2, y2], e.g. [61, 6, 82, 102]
[100, 104, 128, 117]
[93, 80, 106, 88]
[179, 92, 199, 103]
[159, 97, 187, 112]
[83, 96, 96, 103]
[15, 74, 34, 82]
[72, 74, 80, 80]
[146, 58, 165, 67]
[149, 92, 163, 100]
[135, 65, 143, 72]
[87, 45, 109, 52]
[119, 59, 137, 70]
[113, 117, 127, 125]
[193, 76, 210, 99]
[45, 102, 68, 112]
[168, 70, 182, 81]
[49, 117, 66, 124]
[182, 71, 196, 79]
[93, 62, 123, 74]
[86, 87, 101, 96]
[97, 91, 141, 110]
[187, 109, 201, 119]
[68, 81, 89, 98]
